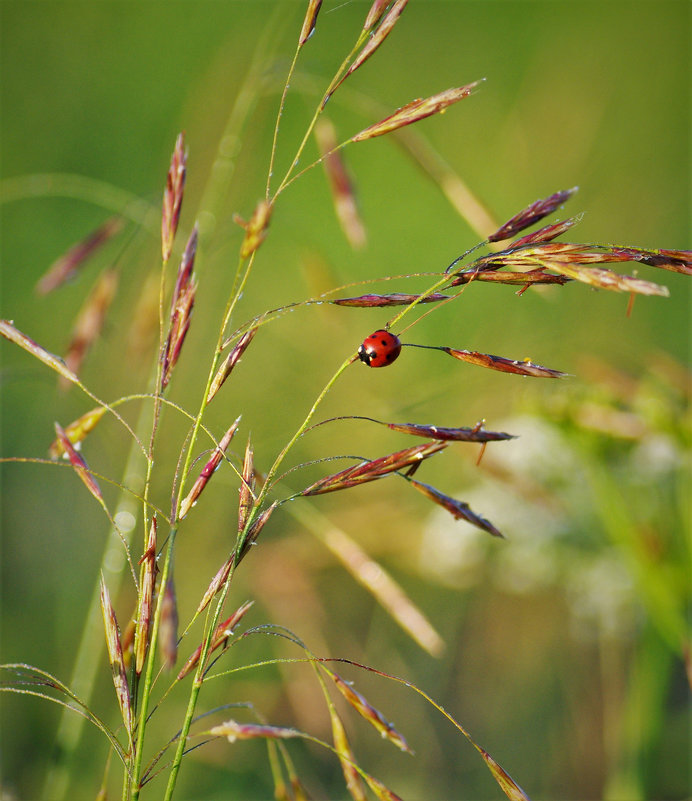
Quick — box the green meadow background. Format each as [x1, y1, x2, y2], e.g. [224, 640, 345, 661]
[1, 2, 689, 800]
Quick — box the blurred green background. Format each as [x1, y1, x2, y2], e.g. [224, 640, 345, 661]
[1, 2, 689, 800]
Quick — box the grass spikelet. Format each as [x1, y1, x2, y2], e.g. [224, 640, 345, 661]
[351, 81, 482, 142]
[159, 576, 178, 671]
[237, 438, 255, 534]
[99, 577, 133, 741]
[236, 501, 279, 564]
[362, 774, 404, 801]
[178, 417, 240, 520]
[338, 0, 409, 92]
[448, 269, 570, 288]
[161, 225, 198, 390]
[440, 347, 569, 378]
[134, 516, 158, 676]
[161, 132, 187, 263]
[508, 216, 582, 248]
[196, 554, 234, 614]
[489, 187, 578, 242]
[62, 267, 118, 386]
[236, 200, 273, 259]
[408, 478, 503, 537]
[36, 216, 123, 295]
[301, 441, 447, 495]
[328, 673, 412, 753]
[48, 406, 107, 459]
[0, 319, 79, 385]
[210, 720, 300, 742]
[177, 600, 253, 680]
[363, 0, 394, 32]
[316, 118, 366, 249]
[208, 328, 257, 403]
[331, 292, 449, 307]
[54, 422, 104, 503]
[328, 707, 367, 801]
[380, 419, 515, 443]
[298, 0, 323, 46]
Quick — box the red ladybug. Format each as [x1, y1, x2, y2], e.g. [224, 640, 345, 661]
[358, 329, 402, 368]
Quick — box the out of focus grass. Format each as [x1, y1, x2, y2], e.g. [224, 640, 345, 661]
[1, 2, 689, 800]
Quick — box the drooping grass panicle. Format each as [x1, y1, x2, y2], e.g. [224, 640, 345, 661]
[178, 417, 241, 520]
[99, 577, 133, 743]
[161, 132, 187, 264]
[36, 216, 123, 295]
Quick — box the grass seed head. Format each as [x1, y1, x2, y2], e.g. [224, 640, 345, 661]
[299, 0, 323, 45]
[159, 576, 178, 671]
[36, 216, 123, 295]
[351, 81, 482, 142]
[161, 132, 187, 263]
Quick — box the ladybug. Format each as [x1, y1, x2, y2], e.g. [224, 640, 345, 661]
[358, 329, 402, 368]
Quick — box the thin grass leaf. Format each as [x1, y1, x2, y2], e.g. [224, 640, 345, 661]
[162, 133, 187, 263]
[331, 292, 449, 307]
[48, 406, 107, 459]
[489, 187, 578, 242]
[329, 673, 412, 753]
[1, 319, 80, 386]
[442, 347, 569, 378]
[36, 216, 123, 295]
[54, 422, 103, 503]
[352, 81, 482, 141]
[408, 478, 503, 537]
[301, 441, 447, 495]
